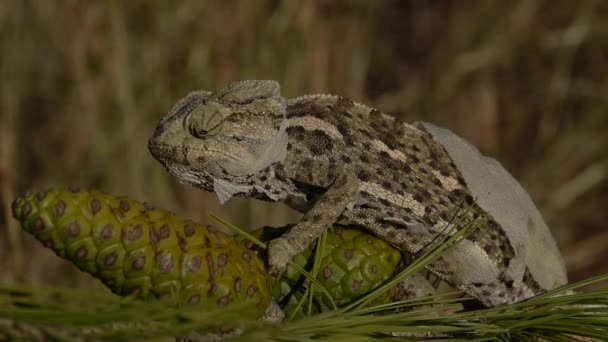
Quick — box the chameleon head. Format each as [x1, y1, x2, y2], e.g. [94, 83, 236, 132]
[148, 80, 288, 194]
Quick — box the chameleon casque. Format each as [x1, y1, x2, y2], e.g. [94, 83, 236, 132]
[148, 80, 567, 308]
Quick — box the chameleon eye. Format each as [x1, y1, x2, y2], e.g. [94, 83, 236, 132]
[185, 107, 224, 139]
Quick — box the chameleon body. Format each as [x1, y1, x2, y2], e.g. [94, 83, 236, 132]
[148, 80, 567, 307]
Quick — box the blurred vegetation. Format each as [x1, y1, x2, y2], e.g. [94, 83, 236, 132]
[0, 0, 606, 294]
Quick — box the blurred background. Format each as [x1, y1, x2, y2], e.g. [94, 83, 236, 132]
[0, 1, 606, 294]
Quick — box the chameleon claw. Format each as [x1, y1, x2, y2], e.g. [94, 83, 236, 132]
[267, 238, 292, 277]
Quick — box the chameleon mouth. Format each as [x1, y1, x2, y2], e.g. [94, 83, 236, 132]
[147, 139, 186, 167]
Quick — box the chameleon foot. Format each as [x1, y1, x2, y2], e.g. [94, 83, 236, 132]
[267, 237, 295, 276]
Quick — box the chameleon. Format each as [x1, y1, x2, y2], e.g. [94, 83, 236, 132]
[147, 80, 567, 308]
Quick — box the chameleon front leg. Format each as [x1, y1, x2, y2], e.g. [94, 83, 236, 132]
[267, 174, 358, 275]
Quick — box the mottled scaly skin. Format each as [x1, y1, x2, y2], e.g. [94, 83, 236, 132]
[148, 80, 560, 307]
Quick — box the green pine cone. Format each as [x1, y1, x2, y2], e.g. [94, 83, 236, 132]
[249, 226, 403, 314]
[12, 189, 408, 318]
[11, 189, 272, 315]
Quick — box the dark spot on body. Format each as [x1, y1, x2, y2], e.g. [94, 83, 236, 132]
[439, 167, 452, 177]
[432, 178, 442, 187]
[422, 215, 435, 225]
[483, 243, 495, 255]
[369, 109, 382, 119]
[416, 188, 431, 202]
[450, 188, 466, 199]
[360, 191, 372, 199]
[337, 96, 354, 110]
[357, 170, 370, 182]
[381, 181, 392, 190]
[300, 159, 312, 169]
[358, 128, 372, 138]
[247, 285, 257, 297]
[407, 154, 420, 164]
[379, 151, 390, 160]
[359, 155, 370, 163]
